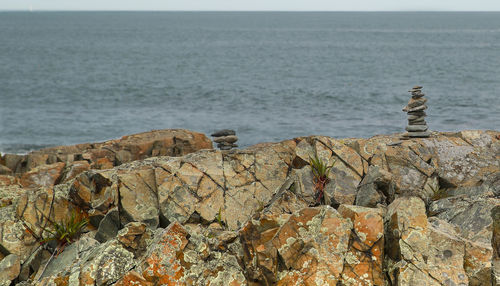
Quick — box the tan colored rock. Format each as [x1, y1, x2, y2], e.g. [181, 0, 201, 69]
[292, 165, 357, 207]
[0, 203, 37, 263]
[490, 205, 500, 285]
[117, 222, 152, 256]
[90, 156, 115, 170]
[2, 154, 23, 174]
[386, 197, 473, 285]
[0, 175, 18, 187]
[3, 129, 212, 177]
[114, 270, 153, 286]
[140, 222, 189, 284]
[118, 167, 159, 228]
[426, 218, 469, 286]
[19, 162, 65, 189]
[355, 165, 394, 207]
[240, 218, 280, 283]
[422, 134, 500, 187]
[385, 197, 432, 285]
[0, 254, 20, 285]
[16, 186, 76, 244]
[68, 170, 117, 217]
[60, 160, 90, 182]
[0, 164, 12, 175]
[273, 206, 352, 285]
[338, 205, 385, 285]
[78, 240, 135, 286]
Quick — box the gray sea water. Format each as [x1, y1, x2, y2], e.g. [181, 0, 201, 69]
[1, 12, 499, 154]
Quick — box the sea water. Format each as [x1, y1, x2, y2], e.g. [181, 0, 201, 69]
[1, 12, 499, 153]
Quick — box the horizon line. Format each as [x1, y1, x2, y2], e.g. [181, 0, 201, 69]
[1, 9, 500, 12]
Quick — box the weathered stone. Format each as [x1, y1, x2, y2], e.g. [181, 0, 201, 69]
[2, 154, 23, 174]
[492, 206, 500, 285]
[117, 167, 159, 228]
[385, 197, 432, 285]
[78, 240, 135, 286]
[385, 197, 474, 285]
[429, 196, 499, 245]
[59, 160, 90, 182]
[422, 136, 500, 187]
[355, 165, 394, 207]
[426, 218, 469, 286]
[406, 97, 427, 109]
[0, 165, 12, 175]
[240, 218, 280, 283]
[0, 175, 18, 187]
[68, 170, 117, 218]
[0, 254, 20, 285]
[140, 222, 189, 284]
[37, 236, 100, 281]
[16, 186, 75, 247]
[94, 208, 121, 243]
[406, 125, 429, 132]
[114, 270, 153, 286]
[407, 114, 426, 120]
[19, 162, 65, 189]
[384, 145, 434, 195]
[213, 135, 238, 144]
[3, 129, 212, 178]
[0, 202, 37, 263]
[324, 168, 357, 206]
[338, 205, 384, 285]
[211, 129, 236, 137]
[272, 206, 352, 285]
[117, 222, 152, 257]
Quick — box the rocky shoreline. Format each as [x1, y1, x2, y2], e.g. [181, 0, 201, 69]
[0, 129, 499, 285]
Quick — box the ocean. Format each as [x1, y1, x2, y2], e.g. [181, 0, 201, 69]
[1, 12, 499, 154]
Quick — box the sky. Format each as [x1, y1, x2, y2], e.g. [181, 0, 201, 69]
[2, 0, 500, 11]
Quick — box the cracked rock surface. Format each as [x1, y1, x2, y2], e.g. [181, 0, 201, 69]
[0, 129, 499, 285]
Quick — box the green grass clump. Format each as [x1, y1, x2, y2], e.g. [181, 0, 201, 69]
[41, 210, 88, 246]
[429, 185, 448, 201]
[309, 154, 335, 204]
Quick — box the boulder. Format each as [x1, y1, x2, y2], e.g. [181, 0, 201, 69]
[338, 205, 385, 285]
[19, 162, 65, 189]
[0, 254, 20, 285]
[0, 175, 18, 187]
[2, 129, 212, 176]
[272, 206, 352, 285]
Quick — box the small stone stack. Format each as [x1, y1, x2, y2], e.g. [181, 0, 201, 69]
[211, 129, 238, 150]
[402, 86, 431, 138]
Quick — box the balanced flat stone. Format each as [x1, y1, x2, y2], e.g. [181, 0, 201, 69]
[407, 131, 431, 138]
[211, 129, 236, 137]
[407, 98, 427, 108]
[213, 135, 238, 144]
[407, 111, 426, 117]
[217, 143, 238, 150]
[408, 119, 427, 125]
[407, 105, 427, 113]
[406, 125, 428, 132]
[407, 114, 426, 120]
[217, 141, 238, 147]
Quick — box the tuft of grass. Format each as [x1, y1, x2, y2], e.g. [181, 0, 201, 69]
[41, 210, 88, 246]
[216, 207, 225, 228]
[309, 154, 335, 205]
[35, 210, 88, 281]
[429, 185, 448, 201]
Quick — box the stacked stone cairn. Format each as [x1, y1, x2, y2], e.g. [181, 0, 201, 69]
[211, 129, 238, 150]
[402, 86, 431, 138]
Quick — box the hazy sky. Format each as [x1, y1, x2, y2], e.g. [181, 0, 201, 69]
[2, 0, 500, 11]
